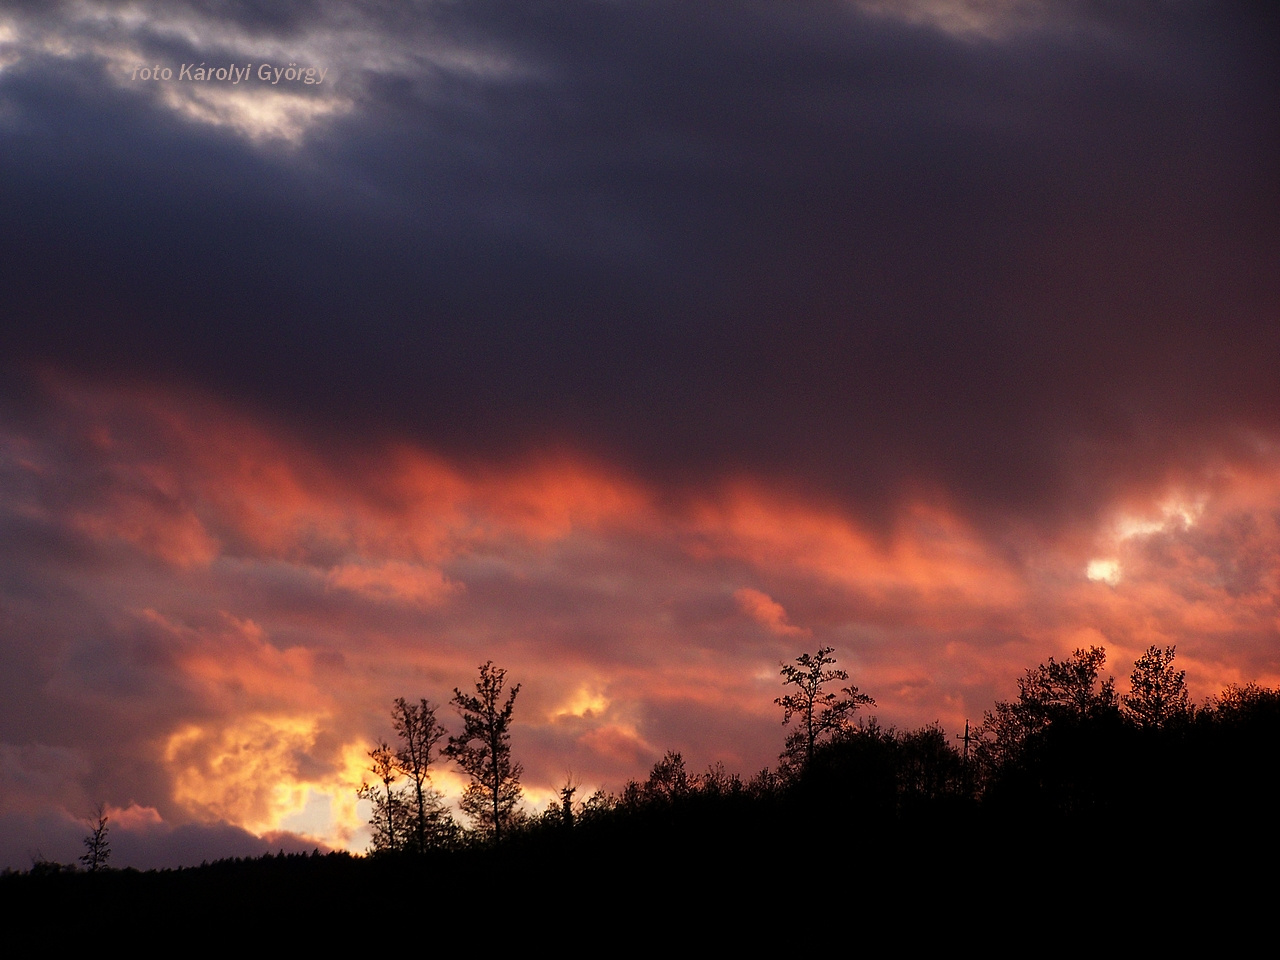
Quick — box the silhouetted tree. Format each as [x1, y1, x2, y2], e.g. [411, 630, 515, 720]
[575, 787, 616, 825]
[536, 775, 580, 829]
[776, 647, 875, 774]
[79, 803, 110, 872]
[392, 697, 448, 853]
[800, 717, 899, 817]
[693, 762, 743, 797]
[447, 661, 524, 841]
[746, 766, 784, 798]
[357, 741, 410, 852]
[1123, 645, 1190, 729]
[1194, 682, 1280, 822]
[894, 723, 968, 811]
[559, 778, 577, 829]
[1020, 645, 1116, 723]
[977, 646, 1124, 817]
[645, 750, 691, 801]
[979, 645, 1118, 770]
[1209, 682, 1280, 719]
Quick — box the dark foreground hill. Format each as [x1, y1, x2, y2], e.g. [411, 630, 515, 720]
[4, 772, 1272, 948]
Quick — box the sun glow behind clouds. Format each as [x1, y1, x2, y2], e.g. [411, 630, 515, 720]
[1086, 496, 1206, 585]
[164, 715, 368, 847]
[553, 685, 611, 721]
[1086, 558, 1120, 585]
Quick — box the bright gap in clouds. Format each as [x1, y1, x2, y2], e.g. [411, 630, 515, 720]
[1116, 497, 1205, 540]
[1086, 496, 1207, 585]
[163, 715, 368, 847]
[155, 83, 350, 145]
[1086, 558, 1120, 585]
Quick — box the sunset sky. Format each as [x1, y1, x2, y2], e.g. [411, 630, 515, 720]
[1, 0, 1276, 869]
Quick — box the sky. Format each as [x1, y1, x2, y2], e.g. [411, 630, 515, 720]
[0, 0, 1276, 869]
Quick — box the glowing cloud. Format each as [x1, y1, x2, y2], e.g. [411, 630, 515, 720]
[164, 714, 365, 846]
[326, 560, 462, 608]
[155, 82, 349, 145]
[5, 377, 1280, 865]
[551, 685, 611, 722]
[735, 587, 810, 637]
[1086, 558, 1121, 586]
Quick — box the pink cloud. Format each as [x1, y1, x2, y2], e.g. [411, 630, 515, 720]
[734, 587, 810, 637]
[5, 374, 1280, 866]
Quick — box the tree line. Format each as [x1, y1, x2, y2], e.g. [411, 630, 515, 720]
[359, 640, 1280, 854]
[45, 640, 1280, 870]
[357, 659, 525, 853]
[15, 640, 1272, 941]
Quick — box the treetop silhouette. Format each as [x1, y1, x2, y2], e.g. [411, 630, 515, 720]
[447, 660, 524, 841]
[776, 646, 875, 773]
[392, 697, 450, 853]
[979, 645, 1118, 768]
[79, 803, 110, 872]
[357, 740, 409, 853]
[1123, 645, 1189, 729]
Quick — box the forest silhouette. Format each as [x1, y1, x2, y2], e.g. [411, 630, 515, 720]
[6, 645, 1277, 934]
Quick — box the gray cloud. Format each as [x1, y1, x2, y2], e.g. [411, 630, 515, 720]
[1, 1, 1273, 535]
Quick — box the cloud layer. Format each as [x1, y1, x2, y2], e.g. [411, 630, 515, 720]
[0, 1, 1276, 866]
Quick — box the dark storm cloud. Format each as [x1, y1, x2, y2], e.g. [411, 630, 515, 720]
[1, 0, 1276, 533]
[6, 0, 1280, 869]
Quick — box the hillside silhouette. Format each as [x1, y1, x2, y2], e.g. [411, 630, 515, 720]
[6, 647, 1276, 939]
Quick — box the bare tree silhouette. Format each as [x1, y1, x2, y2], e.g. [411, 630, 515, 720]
[357, 741, 409, 853]
[447, 661, 524, 841]
[79, 802, 110, 872]
[392, 697, 449, 852]
[776, 647, 874, 773]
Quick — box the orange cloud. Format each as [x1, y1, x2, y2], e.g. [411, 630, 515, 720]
[734, 587, 810, 637]
[164, 714, 367, 847]
[104, 803, 165, 830]
[9, 373, 1280, 863]
[68, 496, 219, 568]
[138, 609, 330, 711]
[326, 560, 461, 608]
